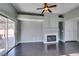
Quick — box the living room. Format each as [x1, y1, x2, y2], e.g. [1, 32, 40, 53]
[0, 3, 79, 56]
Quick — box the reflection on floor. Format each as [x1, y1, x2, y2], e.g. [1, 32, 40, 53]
[4, 41, 79, 56]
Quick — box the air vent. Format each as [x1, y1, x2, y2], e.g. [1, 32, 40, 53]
[58, 14, 64, 18]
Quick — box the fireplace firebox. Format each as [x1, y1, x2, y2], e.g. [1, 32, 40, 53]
[47, 35, 56, 42]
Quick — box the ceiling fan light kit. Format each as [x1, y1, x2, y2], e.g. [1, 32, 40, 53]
[37, 3, 57, 14]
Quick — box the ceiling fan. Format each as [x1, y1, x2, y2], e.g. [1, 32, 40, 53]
[37, 3, 57, 14]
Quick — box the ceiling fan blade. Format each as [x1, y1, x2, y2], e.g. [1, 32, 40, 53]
[41, 10, 45, 14]
[37, 8, 44, 10]
[48, 9, 52, 13]
[48, 5, 57, 8]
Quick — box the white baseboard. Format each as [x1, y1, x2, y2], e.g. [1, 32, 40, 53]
[17, 40, 79, 44]
[59, 40, 65, 43]
[15, 41, 20, 46]
[17, 40, 43, 44]
[77, 40, 79, 42]
[64, 40, 78, 42]
[59, 40, 78, 43]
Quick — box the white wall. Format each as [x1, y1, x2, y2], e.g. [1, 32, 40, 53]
[43, 13, 62, 34]
[21, 21, 43, 43]
[18, 13, 61, 43]
[0, 3, 17, 20]
[64, 20, 77, 41]
[19, 13, 63, 43]
[64, 7, 79, 42]
[43, 13, 63, 42]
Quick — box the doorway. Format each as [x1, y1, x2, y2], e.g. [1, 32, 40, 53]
[59, 21, 64, 41]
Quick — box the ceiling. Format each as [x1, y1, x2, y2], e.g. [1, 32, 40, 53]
[12, 3, 79, 14]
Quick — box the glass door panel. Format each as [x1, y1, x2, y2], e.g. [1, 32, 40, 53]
[7, 19, 15, 50]
[0, 15, 16, 55]
[0, 15, 7, 55]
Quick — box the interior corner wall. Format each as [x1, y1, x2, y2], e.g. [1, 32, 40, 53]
[15, 20, 21, 44]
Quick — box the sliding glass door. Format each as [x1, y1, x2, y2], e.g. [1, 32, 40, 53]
[0, 15, 16, 55]
[0, 15, 7, 55]
[7, 19, 15, 50]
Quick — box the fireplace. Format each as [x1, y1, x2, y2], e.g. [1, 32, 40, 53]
[47, 35, 56, 42]
[44, 33, 58, 44]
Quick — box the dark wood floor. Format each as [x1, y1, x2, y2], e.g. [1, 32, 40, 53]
[4, 41, 79, 56]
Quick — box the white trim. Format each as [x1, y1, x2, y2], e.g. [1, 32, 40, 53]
[77, 40, 79, 42]
[18, 18, 44, 22]
[17, 40, 43, 43]
[43, 41, 58, 44]
[0, 12, 17, 22]
[64, 17, 79, 21]
[43, 33, 59, 43]
[59, 40, 78, 43]
[59, 40, 65, 43]
[0, 50, 6, 56]
[64, 40, 78, 42]
[15, 41, 20, 46]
